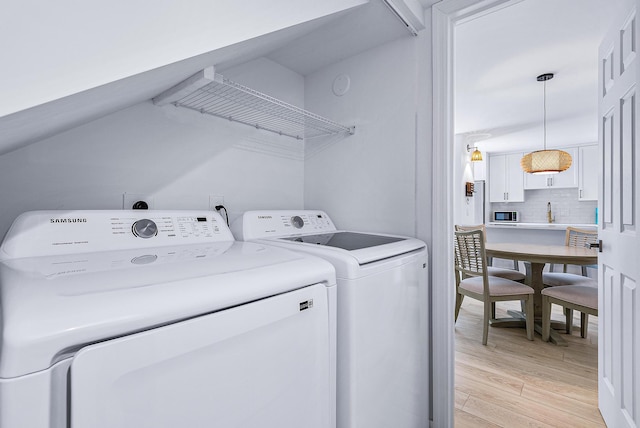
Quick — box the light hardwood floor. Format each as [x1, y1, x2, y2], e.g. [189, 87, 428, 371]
[455, 298, 603, 428]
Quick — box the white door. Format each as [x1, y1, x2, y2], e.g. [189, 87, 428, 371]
[598, 2, 640, 426]
[70, 284, 335, 428]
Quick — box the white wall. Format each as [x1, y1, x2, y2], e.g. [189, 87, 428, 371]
[0, 58, 305, 238]
[0, 0, 366, 117]
[303, 37, 424, 236]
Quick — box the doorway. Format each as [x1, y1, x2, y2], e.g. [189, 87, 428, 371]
[431, 0, 619, 426]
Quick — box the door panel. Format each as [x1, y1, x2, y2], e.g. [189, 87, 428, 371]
[621, 13, 637, 72]
[621, 275, 637, 421]
[621, 88, 636, 229]
[602, 109, 614, 225]
[600, 265, 614, 392]
[598, 3, 640, 426]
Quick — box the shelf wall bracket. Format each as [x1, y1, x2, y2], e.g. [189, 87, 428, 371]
[152, 66, 216, 106]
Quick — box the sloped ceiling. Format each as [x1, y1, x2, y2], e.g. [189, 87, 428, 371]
[455, 0, 625, 153]
[265, 0, 410, 75]
[0, 10, 350, 156]
[0, 0, 421, 157]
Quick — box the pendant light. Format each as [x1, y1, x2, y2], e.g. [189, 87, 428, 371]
[520, 73, 572, 174]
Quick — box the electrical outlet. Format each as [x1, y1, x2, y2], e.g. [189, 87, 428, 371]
[209, 195, 225, 210]
[123, 193, 155, 210]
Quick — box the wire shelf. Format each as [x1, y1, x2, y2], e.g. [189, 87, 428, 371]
[165, 72, 354, 140]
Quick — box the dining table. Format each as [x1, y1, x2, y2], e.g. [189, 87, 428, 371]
[484, 242, 598, 345]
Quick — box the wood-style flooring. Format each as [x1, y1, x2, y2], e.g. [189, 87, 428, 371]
[455, 298, 603, 428]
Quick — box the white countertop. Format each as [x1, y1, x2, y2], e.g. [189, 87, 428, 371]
[486, 222, 597, 230]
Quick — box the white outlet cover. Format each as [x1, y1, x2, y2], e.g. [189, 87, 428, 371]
[209, 195, 225, 210]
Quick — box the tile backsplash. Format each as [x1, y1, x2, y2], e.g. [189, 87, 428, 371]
[491, 188, 597, 224]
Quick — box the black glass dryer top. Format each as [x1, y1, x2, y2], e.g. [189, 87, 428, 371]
[281, 231, 404, 250]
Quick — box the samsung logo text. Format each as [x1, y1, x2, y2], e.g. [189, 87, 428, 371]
[50, 218, 87, 224]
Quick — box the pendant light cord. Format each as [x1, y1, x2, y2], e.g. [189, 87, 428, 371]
[522, 72, 571, 174]
[543, 78, 547, 150]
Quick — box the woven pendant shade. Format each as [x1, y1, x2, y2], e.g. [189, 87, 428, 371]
[521, 73, 573, 174]
[521, 149, 572, 174]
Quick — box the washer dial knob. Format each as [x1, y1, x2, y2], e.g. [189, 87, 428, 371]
[291, 216, 304, 229]
[132, 219, 158, 239]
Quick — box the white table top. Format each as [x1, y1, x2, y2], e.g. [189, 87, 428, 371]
[485, 242, 598, 265]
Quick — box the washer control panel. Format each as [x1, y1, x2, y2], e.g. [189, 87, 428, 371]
[232, 210, 337, 240]
[0, 210, 235, 259]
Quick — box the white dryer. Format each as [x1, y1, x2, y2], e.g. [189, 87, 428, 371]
[0, 210, 337, 428]
[232, 210, 429, 428]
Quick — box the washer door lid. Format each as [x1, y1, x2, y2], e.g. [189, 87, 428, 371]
[70, 284, 332, 428]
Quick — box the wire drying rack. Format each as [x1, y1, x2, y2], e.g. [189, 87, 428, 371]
[153, 67, 355, 140]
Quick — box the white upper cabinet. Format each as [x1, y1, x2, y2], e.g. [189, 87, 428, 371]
[578, 144, 598, 201]
[472, 158, 486, 181]
[523, 148, 578, 189]
[489, 153, 524, 202]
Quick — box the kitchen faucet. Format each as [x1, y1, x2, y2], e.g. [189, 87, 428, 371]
[547, 202, 554, 223]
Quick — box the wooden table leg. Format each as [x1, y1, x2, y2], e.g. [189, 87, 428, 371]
[524, 261, 545, 318]
[534, 323, 568, 346]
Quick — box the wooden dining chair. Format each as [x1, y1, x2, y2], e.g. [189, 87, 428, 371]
[455, 224, 525, 282]
[541, 284, 598, 341]
[543, 227, 598, 287]
[454, 229, 534, 345]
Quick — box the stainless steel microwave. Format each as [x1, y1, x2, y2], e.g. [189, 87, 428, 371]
[493, 211, 518, 222]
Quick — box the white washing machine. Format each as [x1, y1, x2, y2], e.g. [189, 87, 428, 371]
[0, 210, 337, 428]
[232, 210, 429, 428]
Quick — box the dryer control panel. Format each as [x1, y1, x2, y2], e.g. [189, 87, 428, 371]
[0, 210, 234, 259]
[231, 210, 337, 240]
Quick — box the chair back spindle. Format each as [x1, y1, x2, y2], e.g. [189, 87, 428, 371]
[566, 227, 598, 247]
[454, 229, 487, 277]
[558, 227, 598, 274]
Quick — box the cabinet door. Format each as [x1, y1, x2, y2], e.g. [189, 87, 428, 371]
[488, 154, 506, 202]
[523, 171, 550, 189]
[578, 144, 598, 200]
[550, 148, 579, 188]
[504, 153, 524, 202]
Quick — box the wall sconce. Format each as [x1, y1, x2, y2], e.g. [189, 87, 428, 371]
[465, 181, 474, 197]
[467, 144, 483, 162]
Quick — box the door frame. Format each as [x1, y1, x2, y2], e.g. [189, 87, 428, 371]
[430, 0, 524, 426]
